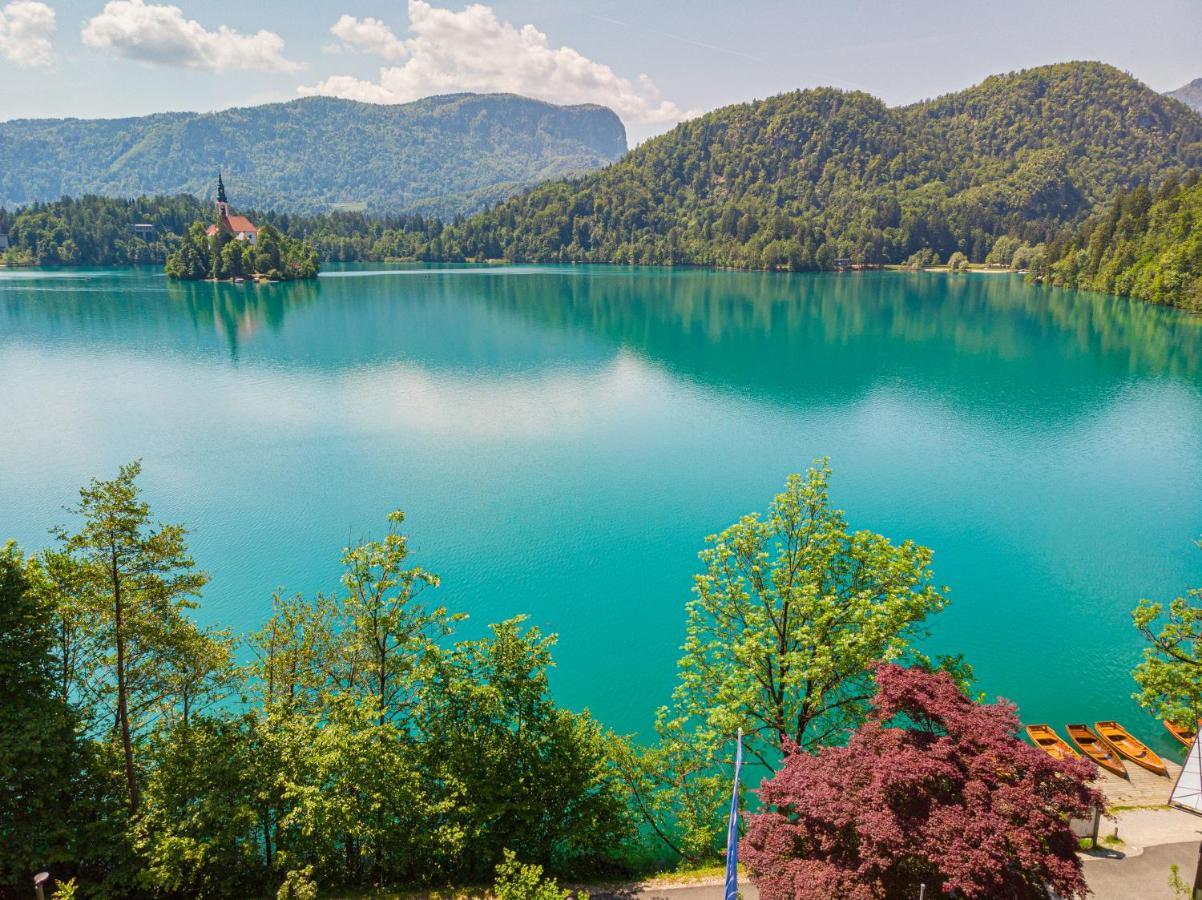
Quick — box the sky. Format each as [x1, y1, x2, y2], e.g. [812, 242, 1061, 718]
[1, 0, 1199, 142]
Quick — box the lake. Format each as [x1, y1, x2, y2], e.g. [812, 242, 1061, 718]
[2, 264, 1201, 753]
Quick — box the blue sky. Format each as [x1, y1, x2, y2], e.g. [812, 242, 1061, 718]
[2, 0, 1200, 141]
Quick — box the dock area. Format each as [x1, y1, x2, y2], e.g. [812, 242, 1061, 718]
[1096, 758, 1183, 809]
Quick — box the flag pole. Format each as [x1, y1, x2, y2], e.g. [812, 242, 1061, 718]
[724, 728, 744, 900]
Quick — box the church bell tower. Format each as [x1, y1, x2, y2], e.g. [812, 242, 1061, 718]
[216, 171, 230, 220]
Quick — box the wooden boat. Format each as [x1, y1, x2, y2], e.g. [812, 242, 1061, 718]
[1164, 720, 1198, 748]
[1066, 724, 1128, 778]
[1094, 721, 1168, 776]
[1025, 724, 1078, 762]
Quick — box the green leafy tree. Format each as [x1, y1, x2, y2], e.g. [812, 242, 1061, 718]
[53, 460, 211, 813]
[269, 698, 437, 886]
[134, 715, 267, 897]
[420, 618, 634, 880]
[336, 510, 456, 728]
[0, 543, 79, 892]
[243, 513, 461, 886]
[624, 461, 950, 859]
[165, 222, 211, 279]
[1133, 539, 1202, 729]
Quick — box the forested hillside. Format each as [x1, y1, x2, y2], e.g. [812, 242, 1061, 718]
[1037, 172, 1202, 310]
[0, 195, 207, 265]
[0, 94, 627, 217]
[436, 63, 1202, 269]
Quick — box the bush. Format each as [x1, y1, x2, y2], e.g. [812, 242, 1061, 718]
[493, 850, 584, 900]
[276, 867, 317, 900]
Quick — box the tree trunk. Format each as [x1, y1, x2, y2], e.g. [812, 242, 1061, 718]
[112, 552, 139, 814]
[262, 808, 273, 869]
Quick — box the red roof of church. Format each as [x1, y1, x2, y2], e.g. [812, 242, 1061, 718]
[206, 214, 258, 237]
[226, 215, 258, 234]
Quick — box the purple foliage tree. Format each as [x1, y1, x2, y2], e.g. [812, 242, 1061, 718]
[743, 664, 1101, 899]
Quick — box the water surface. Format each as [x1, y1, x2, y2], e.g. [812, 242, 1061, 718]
[2, 264, 1201, 753]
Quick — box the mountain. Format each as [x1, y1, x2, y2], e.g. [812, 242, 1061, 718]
[1038, 172, 1202, 310]
[0, 93, 627, 217]
[1168, 78, 1202, 113]
[441, 62, 1202, 269]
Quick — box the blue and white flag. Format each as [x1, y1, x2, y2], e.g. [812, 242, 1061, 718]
[724, 728, 744, 900]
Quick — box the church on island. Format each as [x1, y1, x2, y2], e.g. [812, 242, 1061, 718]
[206, 173, 258, 244]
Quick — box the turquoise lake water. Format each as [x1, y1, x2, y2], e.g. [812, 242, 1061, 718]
[2, 264, 1201, 754]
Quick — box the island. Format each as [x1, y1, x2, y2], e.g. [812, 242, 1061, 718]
[165, 174, 319, 282]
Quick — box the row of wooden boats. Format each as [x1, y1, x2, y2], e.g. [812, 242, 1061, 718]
[1025, 720, 1196, 778]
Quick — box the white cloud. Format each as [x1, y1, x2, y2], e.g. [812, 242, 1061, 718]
[82, 0, 301, 73]
[300, 1, 688, 125]
[329, 14, 408, 61]
[0, 1, 55, 68]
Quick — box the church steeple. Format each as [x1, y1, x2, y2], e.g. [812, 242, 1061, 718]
[216, 171, 230, 221]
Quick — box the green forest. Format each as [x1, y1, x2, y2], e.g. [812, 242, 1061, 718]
[431, 62, 1202, 269]
[0, 94, 626, 218]
[1035, 171, 1202, 310]
[0, 195, 208, 267]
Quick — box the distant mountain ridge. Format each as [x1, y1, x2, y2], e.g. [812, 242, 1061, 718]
[0, 93, 627, 217]
[1168, 78, 1202, 113]
[440, 62, 1202, 269]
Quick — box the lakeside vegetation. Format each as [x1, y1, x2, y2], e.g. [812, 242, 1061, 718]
[166, 223, 320, 282]
[1033, 171, 1202, 310]
[1, 460, 1126, 899]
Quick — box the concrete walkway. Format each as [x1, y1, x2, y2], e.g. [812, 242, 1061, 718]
[588, 879, 750, 898]
[589, 879, 757, 899]
[1084, 842, 1200, 899]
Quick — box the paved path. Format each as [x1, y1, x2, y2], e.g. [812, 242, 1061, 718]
[1084, 841, 1200, 899]
[589, 879, 757, 899]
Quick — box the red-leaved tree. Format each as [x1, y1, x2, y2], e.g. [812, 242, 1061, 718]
[742, 664, 1101, 899]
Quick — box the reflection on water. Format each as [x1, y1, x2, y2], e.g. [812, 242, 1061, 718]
[4, 265, 1201, 392]
[2, 264, 1201, 751]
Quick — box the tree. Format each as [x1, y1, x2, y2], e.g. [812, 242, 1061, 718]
[419, 618, 633, 880]
[680, 461, 947, 762]
[134, 716, 267, 898]
[267, 697, 435, 887]
[947, 250, 970, 272]
[1133, 539, 1202, 729]
[743, 664, 1101, 900]
[623, 462, 951, 860]
[0, 543, 79, 893]
[54, 460, 210, 813]
[220, 239, 247, 279]
[165, 222, 211, 279]
[336, 510, 455, 729]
